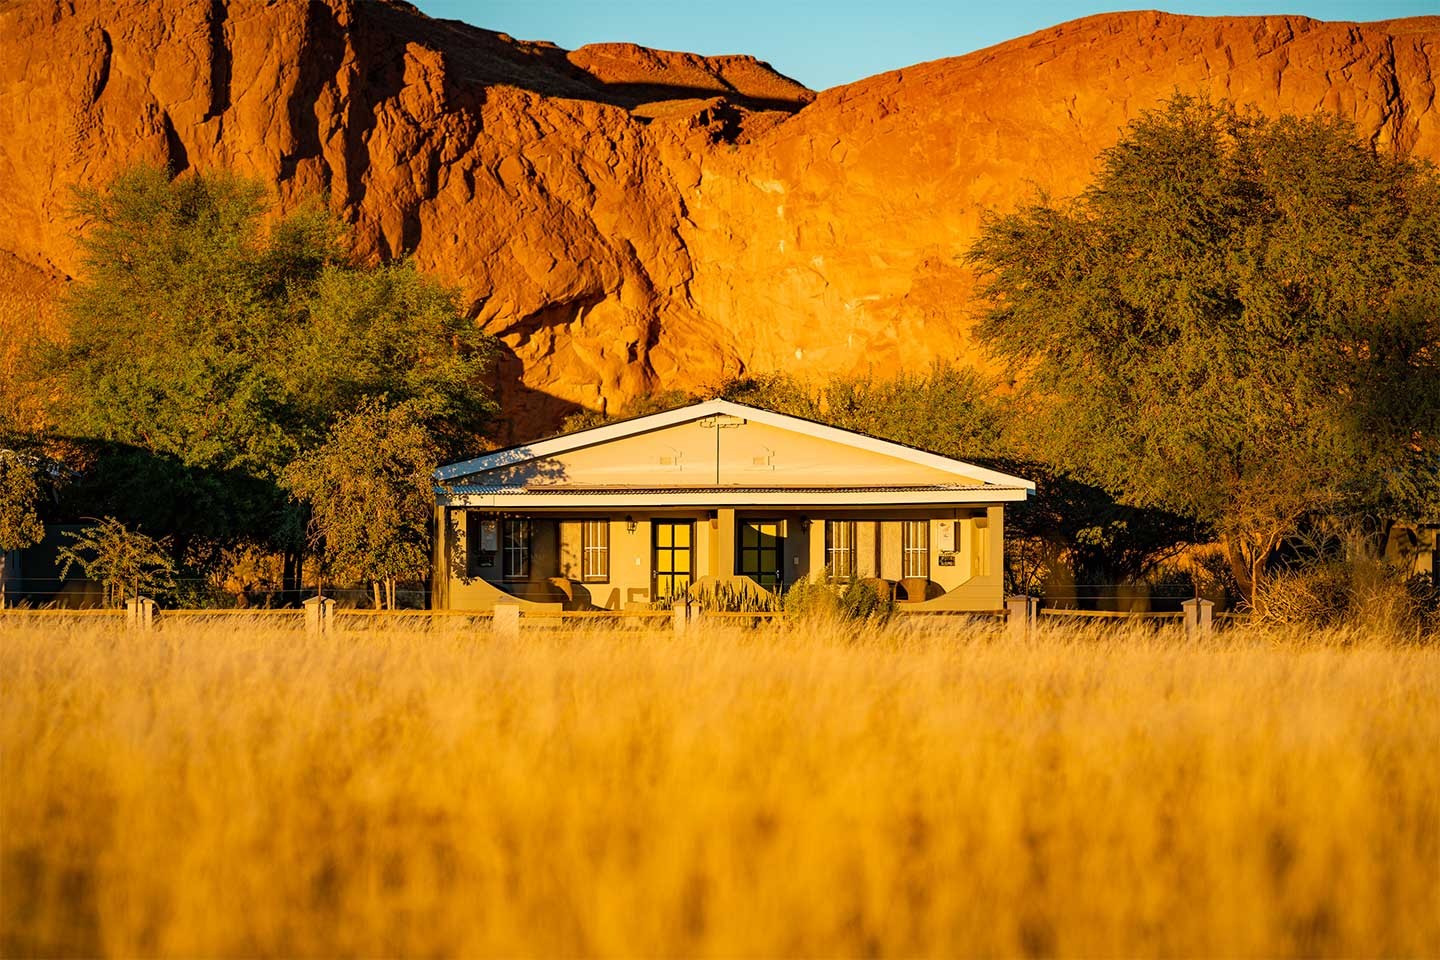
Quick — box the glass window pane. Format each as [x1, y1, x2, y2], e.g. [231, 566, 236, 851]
[657, 524, 671, 547]
[675, 524, 690, 547]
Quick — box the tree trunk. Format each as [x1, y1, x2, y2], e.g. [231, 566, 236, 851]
[1224, 535, 1255, 604]
[282, 551, 298, 599]
[0, 552, 8, 610]
[1251, 554, 1266, 615]
[371, 581, 382, 610]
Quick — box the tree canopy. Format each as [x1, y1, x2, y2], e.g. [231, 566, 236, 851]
[57, 518, 177, 608]
[39, 165, 497, 582]
[968, 95, 1440, 604]
[283, 399, 438, 609]
[0, 449, 45, 608]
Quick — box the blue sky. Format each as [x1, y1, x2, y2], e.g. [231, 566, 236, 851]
[414, 2, 1438, 90]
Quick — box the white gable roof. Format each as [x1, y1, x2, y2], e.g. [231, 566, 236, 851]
[436, 399, 1034, 492]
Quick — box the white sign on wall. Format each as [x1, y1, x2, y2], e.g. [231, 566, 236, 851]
[937, 520, 955, 553]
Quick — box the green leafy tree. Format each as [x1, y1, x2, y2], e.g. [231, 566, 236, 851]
[0, 449, 45, 608]
[282, 263, 497, 455]
[723, 365, 1007, 456]
[969, 95, 1440, 608]
[58, 517, 177, 608]
[39, 165, 496, 592]
[284, 399, 439, 609]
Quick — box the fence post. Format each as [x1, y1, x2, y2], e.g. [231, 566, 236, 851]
[672, 598, 690, 636]
[494, 602, 520, 640]
[1006, 595, 1037, 640]
[1182, 598, 1215, 640]
[303, 596, 335, 635]
[125, 597, 156, 632]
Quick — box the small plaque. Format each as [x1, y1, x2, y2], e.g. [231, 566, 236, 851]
[937, 553, 957, 567]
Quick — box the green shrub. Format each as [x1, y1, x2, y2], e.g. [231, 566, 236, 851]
[783, 575, 894, 624]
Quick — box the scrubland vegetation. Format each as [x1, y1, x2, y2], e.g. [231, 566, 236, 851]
[3, 616, 1437, 958]
[4, 96, 1437, 613]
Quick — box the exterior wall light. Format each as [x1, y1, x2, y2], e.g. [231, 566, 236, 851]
[625, 515, 637, 533]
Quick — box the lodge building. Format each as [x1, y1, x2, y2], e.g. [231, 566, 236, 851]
[431, 399, 1036, 612]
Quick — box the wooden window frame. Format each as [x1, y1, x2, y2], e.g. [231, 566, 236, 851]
[902, 520, 930, 580]
[502, 519, 532, 580]
[825, 520, 857, 580]
[580, 519, 610, 583]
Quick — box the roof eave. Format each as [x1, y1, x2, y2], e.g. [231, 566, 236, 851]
[435, 487, 1032, 508]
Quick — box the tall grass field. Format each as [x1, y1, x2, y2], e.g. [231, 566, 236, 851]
[3, 617, 1437, 957]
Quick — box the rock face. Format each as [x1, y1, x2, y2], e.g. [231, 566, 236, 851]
[2, 1, 1437, 436]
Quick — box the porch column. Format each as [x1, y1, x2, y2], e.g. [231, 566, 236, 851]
[716, 507, 736, 578]
[431, 504, 450, 610]
[809, 523, 827, 580]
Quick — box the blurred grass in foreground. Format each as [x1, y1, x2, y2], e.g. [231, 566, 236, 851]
[2, 617, 1437, 957]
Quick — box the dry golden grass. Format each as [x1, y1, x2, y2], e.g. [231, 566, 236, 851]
[2, 616, 1437, 958]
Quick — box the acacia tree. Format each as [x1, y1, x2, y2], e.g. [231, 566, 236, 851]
[57, 518, 177, 608]
[39, 165, 496, 598]
[969, 95, 1440, 608]
[0, 449, 44, 609]
[284, 400, 438, 609]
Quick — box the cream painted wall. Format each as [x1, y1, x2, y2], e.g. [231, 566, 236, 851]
[466, 418, 981, 489]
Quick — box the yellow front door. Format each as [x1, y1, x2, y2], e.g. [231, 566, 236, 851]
[652, 520, 694, 600]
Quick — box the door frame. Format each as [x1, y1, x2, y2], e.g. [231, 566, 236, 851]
[651, 519, 696, 601]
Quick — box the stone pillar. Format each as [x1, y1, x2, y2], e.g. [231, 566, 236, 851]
[493, 602, 520, 640]
[1182, 598, 1215, 641]
[672, 598, 691, 636]
[303, 596, 335, 635]
[1006, 595, 1038, 641]
[125, 597, 156, 632]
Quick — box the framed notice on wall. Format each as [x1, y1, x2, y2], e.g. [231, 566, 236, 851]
[479, 520, 499, 552]
[936, 520, 955, 552]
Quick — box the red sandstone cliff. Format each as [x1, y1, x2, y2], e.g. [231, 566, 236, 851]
[2, 1, 1437, 434]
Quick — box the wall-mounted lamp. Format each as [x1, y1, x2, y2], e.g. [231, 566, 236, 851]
[625, 515, 637, 534]
[799, 515, 811, 532]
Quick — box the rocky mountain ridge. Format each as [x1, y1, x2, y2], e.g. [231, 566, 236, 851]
[2, 0, 1437, 435]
